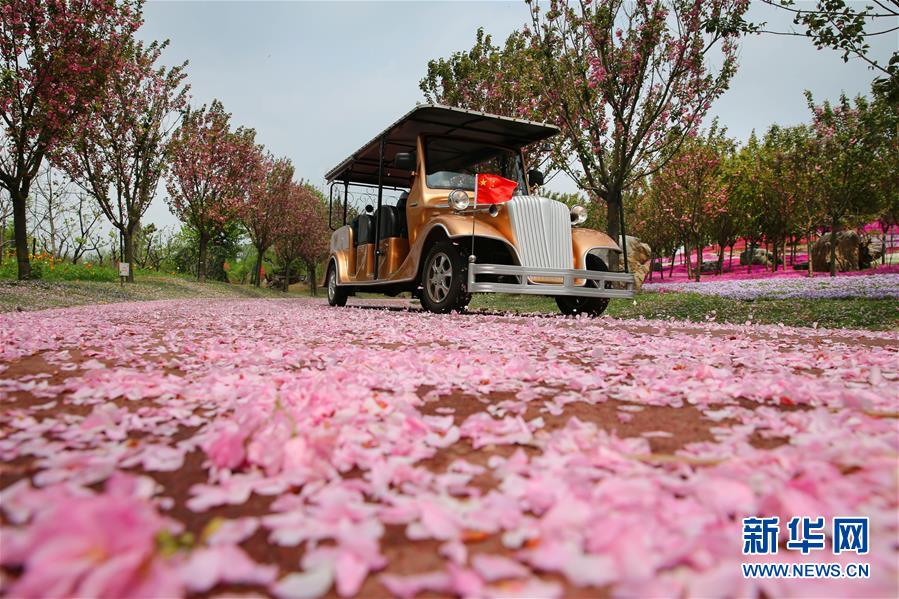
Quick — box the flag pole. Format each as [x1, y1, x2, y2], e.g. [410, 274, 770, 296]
[469, 176, 477, 263]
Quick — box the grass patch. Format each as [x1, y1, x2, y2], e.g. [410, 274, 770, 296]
[0, 274, 299, 313]
[469, 292, 899, 331]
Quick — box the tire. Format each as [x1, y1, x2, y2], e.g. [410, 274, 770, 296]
[326, 262, 348, 307]
[420, 241, 469, 313]
[555, 254, 611, 317]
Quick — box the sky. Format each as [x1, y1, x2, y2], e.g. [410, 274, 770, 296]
[137, 0, 898, 229]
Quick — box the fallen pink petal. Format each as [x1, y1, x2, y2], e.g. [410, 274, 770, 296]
[1, 299, 895, 597]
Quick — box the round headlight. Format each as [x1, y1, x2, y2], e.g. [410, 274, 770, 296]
[570, 205, 588, 225]
[448, 189, 470, 211]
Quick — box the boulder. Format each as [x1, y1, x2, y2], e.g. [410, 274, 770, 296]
[863, 236, 884, 267]
[624, 235, 652, 290]
[811, 231, 861, 273]
[700, 260, 719, 274]
[739, 248, 773, 267]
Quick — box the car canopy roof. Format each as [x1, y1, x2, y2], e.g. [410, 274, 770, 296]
[324, 104, 559, 188]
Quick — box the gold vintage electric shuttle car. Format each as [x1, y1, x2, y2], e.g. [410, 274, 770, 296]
[324, 105, 635, 315]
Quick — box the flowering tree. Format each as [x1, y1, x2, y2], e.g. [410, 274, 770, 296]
[870, 91, 899, 263]
[757, 125, 819, 273]
[419, 29, 552, 176]
[524, 0, 750, 268]
[239, 153, 294, 287]
[806, 92, 886, 276]
[652, 125, 732, 281]
[53, 39, 188, 282]
[166, 100, 258, 282]
[723, 133, 768, 274]
[630, 185, 679, 279]
[0, 0, 141, 279]
[273, 182, 330, 294]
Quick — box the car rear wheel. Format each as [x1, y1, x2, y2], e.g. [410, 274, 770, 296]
[420, 241, 469, 313]
[326, 262, 348, 307]
[555, 255, 611, 317]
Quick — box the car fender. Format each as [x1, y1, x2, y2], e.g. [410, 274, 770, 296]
[329, 225, 353, 283]
[572, 228, 620, 269]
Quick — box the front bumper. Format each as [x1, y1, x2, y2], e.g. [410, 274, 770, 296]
[467, 263, 636, 298]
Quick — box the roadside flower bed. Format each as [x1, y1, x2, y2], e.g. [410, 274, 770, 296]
[643, 273, 899, 300]
[1, 300, 897, 597]
[0, 252, 118, 282]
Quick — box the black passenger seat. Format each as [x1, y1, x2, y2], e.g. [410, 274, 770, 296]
[395, 192, 409, 238]
[354, 214, 374, 245]
[377, 206, 399, 239]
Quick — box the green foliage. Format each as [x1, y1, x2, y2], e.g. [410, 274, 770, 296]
[163, 223, 245, 282]
[543, 190, 607, 232]
[0, 252, 117, 282]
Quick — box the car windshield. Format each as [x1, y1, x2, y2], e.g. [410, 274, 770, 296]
[425, 138, 526, 194]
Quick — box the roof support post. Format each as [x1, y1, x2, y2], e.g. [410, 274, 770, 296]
[373, 136, 385, 280]
[342, 179, 349, 227]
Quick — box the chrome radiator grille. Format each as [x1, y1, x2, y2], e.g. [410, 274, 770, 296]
[506, 196, 573, 269]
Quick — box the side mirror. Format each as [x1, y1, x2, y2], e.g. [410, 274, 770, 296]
[394, 152, 416, 171]
[528, 169, 545, 187]
[364, 204, 374, 214]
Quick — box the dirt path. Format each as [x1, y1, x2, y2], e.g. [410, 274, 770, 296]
[1, 299, 897, 598]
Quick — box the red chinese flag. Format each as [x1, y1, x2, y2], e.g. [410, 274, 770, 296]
[475, 173, 517, 204]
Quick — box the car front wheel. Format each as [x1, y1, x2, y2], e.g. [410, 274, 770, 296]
[555, 254, 611, 317]
[420, 241, 469, 313]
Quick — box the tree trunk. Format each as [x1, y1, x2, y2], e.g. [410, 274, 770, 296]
[695, 243, 702, 282]
[253, 246, 264, 288]
[307, 259, 317, 296]
[806, 228, 814, 277]
[747, 240, 754, 274]
[605, 188, 622, 271]
[717, 245, 725, 275]
[12, 188, 32, 280]
[728, 244, 734, 272]
[684, 244, 691, 279]
[0, 213, 5, 266]
[198, 230, 209, 283]
[669, 249, 676, 277]
[829, 218, 838, 277]
[123, 227, 136, 283]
